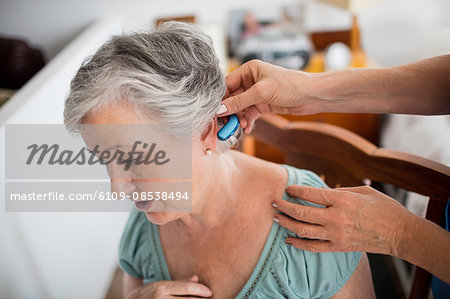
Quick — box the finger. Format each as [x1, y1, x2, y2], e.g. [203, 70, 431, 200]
[242, 106, 261, 134]
[217, 84, 244, 116]
[222, 88, 231, 102]
[188, 275, 199, 282]
[230, 85, 246, 95]
[166, 281, 212, 297]
[285, 185, 337, 206]
[225, 87, 247, 124]
[274, 214, 328, 240]
[218, 85, 263, 116]
[224, 61, 257, 95]
[285, 238, 336, 253]
[243, 103, 273, 134]
[236, 110, 247, 129]
[272, 199, 328, 225]
[229, 86, 245, 97]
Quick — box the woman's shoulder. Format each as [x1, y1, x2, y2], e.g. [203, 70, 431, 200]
[262, 164, 362, 298]
[280, 164, 328, 208]
[282, 164, 327, 189]
[118, 212, 158, 279]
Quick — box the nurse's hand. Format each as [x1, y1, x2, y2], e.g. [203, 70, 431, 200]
[219, 56, 450, 132]
[272, 185, 416, 257]
[217, 60, 318, 134]
[126, 275, 212, 299]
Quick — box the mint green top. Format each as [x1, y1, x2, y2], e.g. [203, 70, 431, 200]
[118, 165, 362, 298]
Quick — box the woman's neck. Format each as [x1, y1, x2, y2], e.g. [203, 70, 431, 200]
[173, 150, 287, 237]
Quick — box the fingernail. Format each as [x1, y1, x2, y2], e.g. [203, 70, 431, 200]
[273, 216, 279, 223]
[205, 289, 213, 296]
[216, 104, 227, 115]
[285, 239, 292, 245]
[271, 201, 278, 208]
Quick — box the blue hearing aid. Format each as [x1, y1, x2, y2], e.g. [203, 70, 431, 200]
[217, 114, 240, 141]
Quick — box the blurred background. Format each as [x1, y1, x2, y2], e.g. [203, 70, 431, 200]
[0, 0, 449, 298]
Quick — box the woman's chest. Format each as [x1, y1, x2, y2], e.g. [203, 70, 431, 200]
[159, 218, 274, 298]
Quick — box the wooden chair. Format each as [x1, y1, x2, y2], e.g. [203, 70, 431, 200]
[248, 113, 450, 299]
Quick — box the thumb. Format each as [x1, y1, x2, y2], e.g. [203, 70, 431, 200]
[217, 86, 263, 116]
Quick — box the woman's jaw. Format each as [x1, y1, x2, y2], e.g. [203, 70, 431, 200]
[143, 150, 246, 228]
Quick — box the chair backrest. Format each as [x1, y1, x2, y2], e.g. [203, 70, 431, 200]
[250, 114, 450, 299]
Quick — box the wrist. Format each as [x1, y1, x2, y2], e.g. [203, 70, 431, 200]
[391, 211, 421, 260]
[302, 71, 355, 114]
[301, 68, 391, 114]
[295, 71, 331, 114]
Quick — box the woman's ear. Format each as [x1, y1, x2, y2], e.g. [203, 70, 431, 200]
[200, 117, 219, 151]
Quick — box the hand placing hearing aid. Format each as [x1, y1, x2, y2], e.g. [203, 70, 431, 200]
[217, 114, 240, 141]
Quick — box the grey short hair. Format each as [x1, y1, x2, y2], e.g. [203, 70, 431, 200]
[64, 21, 241, 152]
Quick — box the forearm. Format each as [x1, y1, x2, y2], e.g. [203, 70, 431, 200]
[396, 215, 450, 283]
[308, 55, 450, 115]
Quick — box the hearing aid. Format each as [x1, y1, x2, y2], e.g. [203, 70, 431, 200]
[217, 114, 240, 141]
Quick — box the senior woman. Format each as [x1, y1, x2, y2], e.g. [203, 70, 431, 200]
[64, 22, 375, 298]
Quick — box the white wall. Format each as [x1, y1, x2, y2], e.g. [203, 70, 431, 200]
[0, 0, 101, 60]
[359, 0, 450, 66]
[0, 19, 129, 299]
